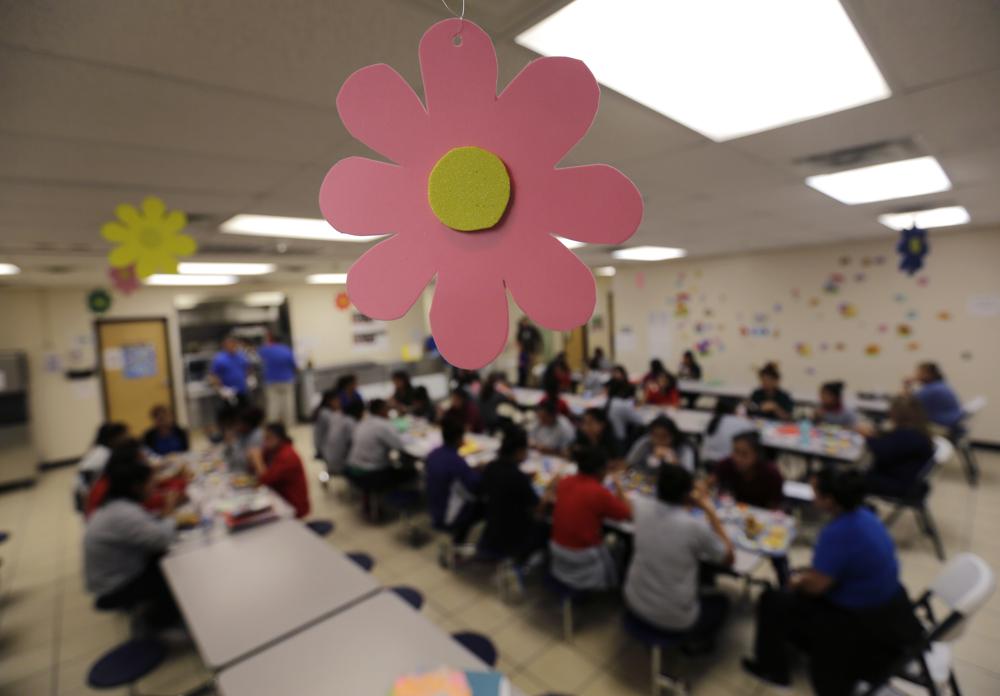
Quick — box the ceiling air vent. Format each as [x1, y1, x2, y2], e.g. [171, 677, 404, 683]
[794, 137, 923, 176]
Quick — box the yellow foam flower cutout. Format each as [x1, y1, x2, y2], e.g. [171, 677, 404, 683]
[102, 196, 196, 278]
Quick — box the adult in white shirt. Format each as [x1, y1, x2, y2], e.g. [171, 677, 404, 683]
[530, 401, 575, 455]
[700, 398, 755, 465]
[624, 465, 734, 653]
[84, 442, 180, 629]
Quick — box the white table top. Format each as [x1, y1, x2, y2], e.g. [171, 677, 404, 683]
[161, 519, 380, 669]
[634, 405, 713, 434]
[511, 387, 607, 415]
[217, 591, 526, 696]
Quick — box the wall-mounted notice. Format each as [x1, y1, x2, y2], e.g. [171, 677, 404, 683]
[351, 312, 388, 353]
[966, 294, 1000, 317]
[648, 310, 672, 360]
[123, 343, 158, 379]
[615, 326, 637, 354]
[103, 347, 124, 371]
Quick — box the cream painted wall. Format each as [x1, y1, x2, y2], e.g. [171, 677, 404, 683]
[611, 227, 1000, 443]
[0, 287, 186, 463]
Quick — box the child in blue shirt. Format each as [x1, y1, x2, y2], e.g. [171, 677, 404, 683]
[425, 415, 482, 544]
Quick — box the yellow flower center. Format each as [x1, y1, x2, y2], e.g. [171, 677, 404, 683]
[427, 146, 511, 232]
[908, 238, 922, 254]
[140, 226, 164, 248]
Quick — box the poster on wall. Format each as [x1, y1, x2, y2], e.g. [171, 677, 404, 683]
[967, 294, 1000, 318]
[647, 310, 672, 361]
[351, 312, 388, 353]
[615, 326, 637, 354]
[123, 343, 158, 379]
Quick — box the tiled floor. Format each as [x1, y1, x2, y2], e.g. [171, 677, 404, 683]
[2, 430, 1000, 695]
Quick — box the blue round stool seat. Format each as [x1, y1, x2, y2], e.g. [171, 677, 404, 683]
[305, 519, 335, 537]
[88, 638, 166, 688]
[623, 610, 684, 648]
[391, 585, 424, 610]
[0, 531, 9, 544]
[346, 551, 375, 572]
[544, 572, 584, 601]
[452, 631, 497, 667]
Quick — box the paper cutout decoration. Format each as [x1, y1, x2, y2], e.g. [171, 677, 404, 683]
[822, 277, 839, 294]
[906, 341, 921, 352]
[392, 668, 470, 696]
[805, 366, 817, 376]
[319, 19, 643, 369]
[808, 297, 820, 307]
[896, 226, 929, 276]
[874, 255, 886, 266]
[906, 309, 919, 320]
[772, 329, 781, 338]
[877, 323, 888, 334]
[772, 303, 783, 313]
[108, 265, 140, 295]
[838, 302, 857, 318]
[937, 310, 952, 321]
[961, 350, 973, 361]
[820, 342, 830, 351]
[835, 341, 846, 352]
[917, 275, 930, 287]
[635, 271, 645, 290]
[695, 339, 711, 357]
[335, 292, 351, 310]
[865, 343, 881, 357]
[791, 288, 801, 299]
[102, 196, 196, 278]
[893, 292, 907, 303]
[853, 272, 866, 283]
[838, 255, 851, 266]
[861, 256, 872, 267]
[87, 288, 112, 315]
[897, 323, 913, 337]
[795, 342, 812, 357]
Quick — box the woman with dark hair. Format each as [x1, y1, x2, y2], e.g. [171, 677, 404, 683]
[550, 447, 632, 590]
[712, 432, 783, 510]
[626, 416, 696, 472]
[642, 369, 681, 407]
[542, 352, 573, 394]
[640, 359, 667, 396]
[700, 397, 754, 464]
[856, 395, 935, 498]
[77, 422, 131, 508]
[908, 361, 964, 430]
[625, 465, 732, 653]
[605, 365, 636, 400]
[409, 386, 437, 423]
[477, 426, 549, 561]
[815, 381, 858, 428]
[743, 469, 921, 695]
[588, 347, 610, 372]
[444, 387, 484, 433]
[313, 388, 339, 462]
[388, 370, 415, 412]
[478, 371, 514, 433]
[335, 374, 364, 412]
[223, 406, 266, 474]
[252, 423, 310, 518]
[605, 365, 640, 442]
[84, 443, 181, 629]
[678, 350, 702, 381]
[575, 408, 622, 463]
[748, 363, 794, 420]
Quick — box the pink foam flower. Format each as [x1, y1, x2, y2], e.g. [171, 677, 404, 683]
[319, 19, 642, 368]
[108, 265, 140, 294]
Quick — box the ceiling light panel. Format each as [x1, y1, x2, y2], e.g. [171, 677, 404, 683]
[220, 215, 385, 243]
[611, 246, 687, 261]
[806, 156, 951, 205]
[878, 206, 970, 231]
[517, 0, 890, 142]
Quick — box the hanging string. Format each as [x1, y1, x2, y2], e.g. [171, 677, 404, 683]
[440, 0, 466, 42]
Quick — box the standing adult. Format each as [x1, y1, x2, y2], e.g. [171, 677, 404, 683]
[257, 333, 298, 425]
[210, 334, 250, 408]
[516, 317, 543, 387]
[906, 362, 964, 433]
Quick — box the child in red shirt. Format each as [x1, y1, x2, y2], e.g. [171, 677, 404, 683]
[255, 423, 311, 519]
[550, 447, 632, 590]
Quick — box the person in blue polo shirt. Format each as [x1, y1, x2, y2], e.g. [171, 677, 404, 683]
[742, 469, 921, 696]
[210, 335, 249, 407]
[908, 361, 964, 432]
[258, 333, 298, 425]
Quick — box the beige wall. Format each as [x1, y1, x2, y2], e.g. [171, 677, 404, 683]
[611, 227, 1000, 443]
[0, 287, 186, 463]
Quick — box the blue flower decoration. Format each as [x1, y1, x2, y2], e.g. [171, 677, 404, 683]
[897, 226, 929, 276]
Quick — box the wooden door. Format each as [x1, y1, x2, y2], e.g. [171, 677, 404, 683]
[97, 319, 176, 435]
[563, 325, 588, 374]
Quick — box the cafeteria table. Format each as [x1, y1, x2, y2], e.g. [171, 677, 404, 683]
[161, 519, 381, 670]
[217, 590, 527, 696]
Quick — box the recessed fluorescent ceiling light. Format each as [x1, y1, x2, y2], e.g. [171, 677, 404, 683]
[243, 291, 287, 306]
[173, 294, 204, 310]
[178, 262, 275, 275]
[516, 0, 890, 141]
[0, 263, 21, 275]
[595, 266, 616, 277]
[145, 274, 238, 286]
[878, 206, 970, 231]
[806, 156, 951, 205]
[306, 273, 348, 284]
[220, 214, 385, 243]
[612, 246, 687, 262]
[557, 237, 585, 249]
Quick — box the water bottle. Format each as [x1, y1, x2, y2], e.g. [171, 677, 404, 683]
[798, 418, 812, 447]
